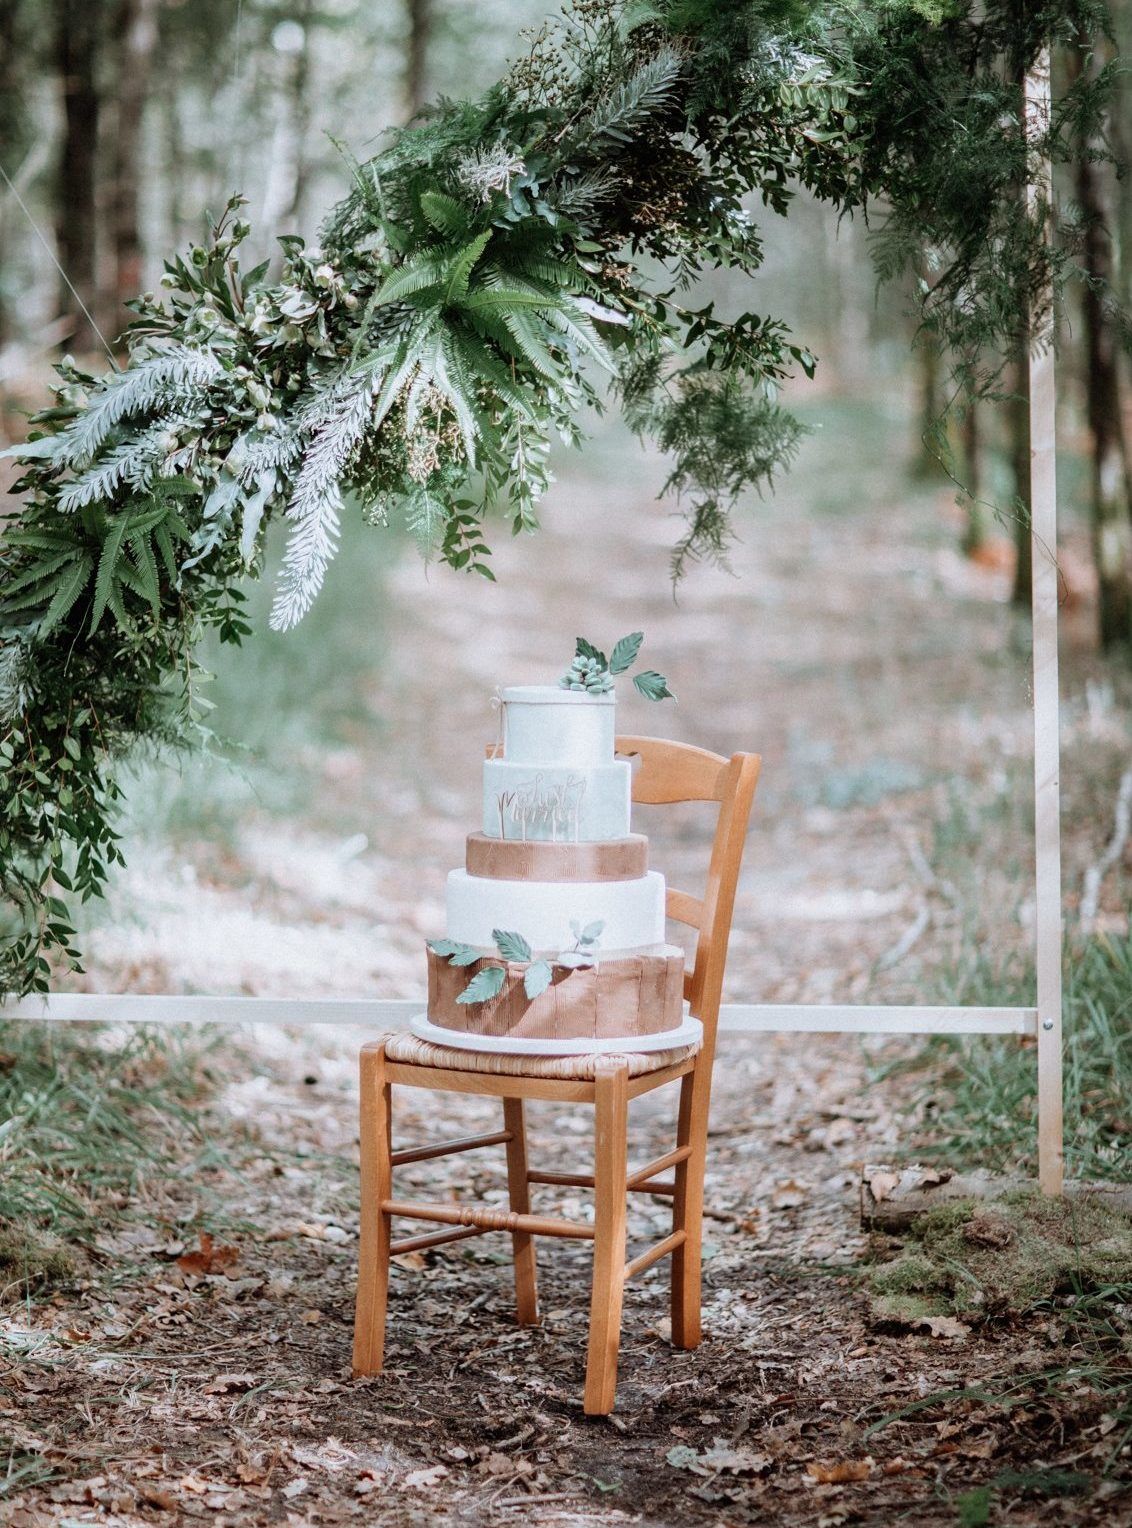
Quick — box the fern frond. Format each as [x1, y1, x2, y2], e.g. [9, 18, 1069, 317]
[56, 348, 224, 471]
[419, 190, 472, 238]
[499, 309, 564, 381]
[444, 231, 492, 305]
[89, 515, 131, 634]
[269, 373, 377, 631]
[57, 419, 191, 513]
[370, 251, 447, 307]
[576, 47, 683, 147]
[37, 555, 94, 637]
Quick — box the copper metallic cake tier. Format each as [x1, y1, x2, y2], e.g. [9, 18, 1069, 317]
[464, 831, 649, 883]
[426, 945, 685, 1041]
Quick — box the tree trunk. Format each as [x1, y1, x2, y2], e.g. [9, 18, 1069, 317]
[0, 0, 29, 344]
[54, 0, 102, 353]
[1070, 45, 1132, 649]
[110, 0, 160, 334]
[958, 399, 988, 555]
[403, 0, 432, 121]
[911, 337, 943, 479]
[1009, 336, 1032, 607]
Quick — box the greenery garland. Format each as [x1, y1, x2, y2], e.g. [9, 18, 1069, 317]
[0, 0, 1112, 993]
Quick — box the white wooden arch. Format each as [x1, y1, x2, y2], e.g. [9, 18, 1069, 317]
[0, 62, 1065, 1194]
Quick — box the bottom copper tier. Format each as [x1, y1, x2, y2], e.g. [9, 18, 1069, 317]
[426, 946, 685, 1041]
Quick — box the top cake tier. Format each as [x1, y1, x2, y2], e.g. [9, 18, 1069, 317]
[500, 686, 615, 767]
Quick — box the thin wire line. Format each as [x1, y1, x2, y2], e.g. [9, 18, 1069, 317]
[0, 159, 121, 371]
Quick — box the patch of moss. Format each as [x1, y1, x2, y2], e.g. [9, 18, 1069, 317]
[864, 1193, 1132, 1321]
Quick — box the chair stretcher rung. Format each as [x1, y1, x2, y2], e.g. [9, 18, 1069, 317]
[627, 1145, 691, 1187]
[390, 1225, 489, 1256]
[391, 1129, 512, 1166]
[526, 1145, 690, 1196]
[527, 1169, 594, 1189]
[382, 1198, 594, 1240]
[624, 1230, 686, 1281]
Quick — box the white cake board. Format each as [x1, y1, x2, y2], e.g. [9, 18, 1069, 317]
[408, 1012, 702, 1057]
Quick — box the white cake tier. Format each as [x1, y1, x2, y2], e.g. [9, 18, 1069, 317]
[446, 869, 666, 952]
[483, 759, 631, 842]
[501, 686, 615, 767]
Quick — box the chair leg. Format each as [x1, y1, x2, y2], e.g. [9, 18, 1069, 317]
[352, 1040, 393, 1376]
[671, 1064, 709, 1350]
[584, 1059, 629, 1416]
[502, 1097, 539, 1326]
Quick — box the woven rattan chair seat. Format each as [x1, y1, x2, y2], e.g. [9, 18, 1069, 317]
[382, 1031, 701, 1080]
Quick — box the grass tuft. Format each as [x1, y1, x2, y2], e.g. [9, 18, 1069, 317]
[889, 931, 1132, 1181]
[0, 1021, 224, 1294]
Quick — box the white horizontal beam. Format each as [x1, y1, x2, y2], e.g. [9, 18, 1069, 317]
[0, 993, 1037, 1036]
[719, 1004, 1036, 1036]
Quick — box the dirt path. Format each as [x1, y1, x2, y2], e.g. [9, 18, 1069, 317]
[7, 396, 1132, 1524]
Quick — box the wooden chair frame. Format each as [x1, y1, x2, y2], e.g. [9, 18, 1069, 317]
[352, 737, 761, 1414]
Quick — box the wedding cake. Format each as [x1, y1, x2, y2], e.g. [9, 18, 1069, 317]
[413, 639, 694, 1054]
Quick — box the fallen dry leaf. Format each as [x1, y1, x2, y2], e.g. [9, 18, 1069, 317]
[405, 1465, 448, 1490]
[807, 1457, 875, 1484]
[176, 1233, 240, 1277]
[203, 1373, 257, 1394]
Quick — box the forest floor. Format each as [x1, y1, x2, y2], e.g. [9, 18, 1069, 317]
[3, 393, 1132, 1525]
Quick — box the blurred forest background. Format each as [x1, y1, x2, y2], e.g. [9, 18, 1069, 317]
[0, 0, 1131, 1014]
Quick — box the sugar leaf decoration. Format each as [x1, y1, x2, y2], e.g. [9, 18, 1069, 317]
[609, 631, 643, 674]
[428, 938, 480, 966]
[493, 928, 532, 961]
[523, 960, 553, 1000]
[633, 669, 676, 702]
[455, 965, 507, 1005]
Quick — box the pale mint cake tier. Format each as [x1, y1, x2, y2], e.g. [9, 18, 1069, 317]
[500, 685, 616, 767]
[482, 759, 631, 842]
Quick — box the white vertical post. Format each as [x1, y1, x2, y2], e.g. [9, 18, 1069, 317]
[1025, 54, 1064, 1195]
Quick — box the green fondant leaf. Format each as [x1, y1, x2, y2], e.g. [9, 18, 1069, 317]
[523, 960, 553, 1000]
[633, 670, 675, 703]
[575, 636, 607, 668]
[581, 920, 605, 943]
[427, 938, 480, 966]
[609, 631, 643, 674]
[493, 928, 532, 962]
[456, 964, 507, 1004]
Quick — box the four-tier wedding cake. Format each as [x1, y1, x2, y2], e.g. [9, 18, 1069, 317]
[413, 665, 694, 1054]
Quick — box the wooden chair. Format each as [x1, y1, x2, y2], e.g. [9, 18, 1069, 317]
[352, 737, 761, 1414]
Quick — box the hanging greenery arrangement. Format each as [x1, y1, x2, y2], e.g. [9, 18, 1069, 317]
[0, 0, 1113, 993]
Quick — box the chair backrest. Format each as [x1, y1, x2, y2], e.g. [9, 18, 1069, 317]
[615, 737, 761, 1055]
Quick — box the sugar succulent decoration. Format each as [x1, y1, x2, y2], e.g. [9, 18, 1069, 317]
[429, 920, 604, 1005]
[560, 631, 674, 702]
